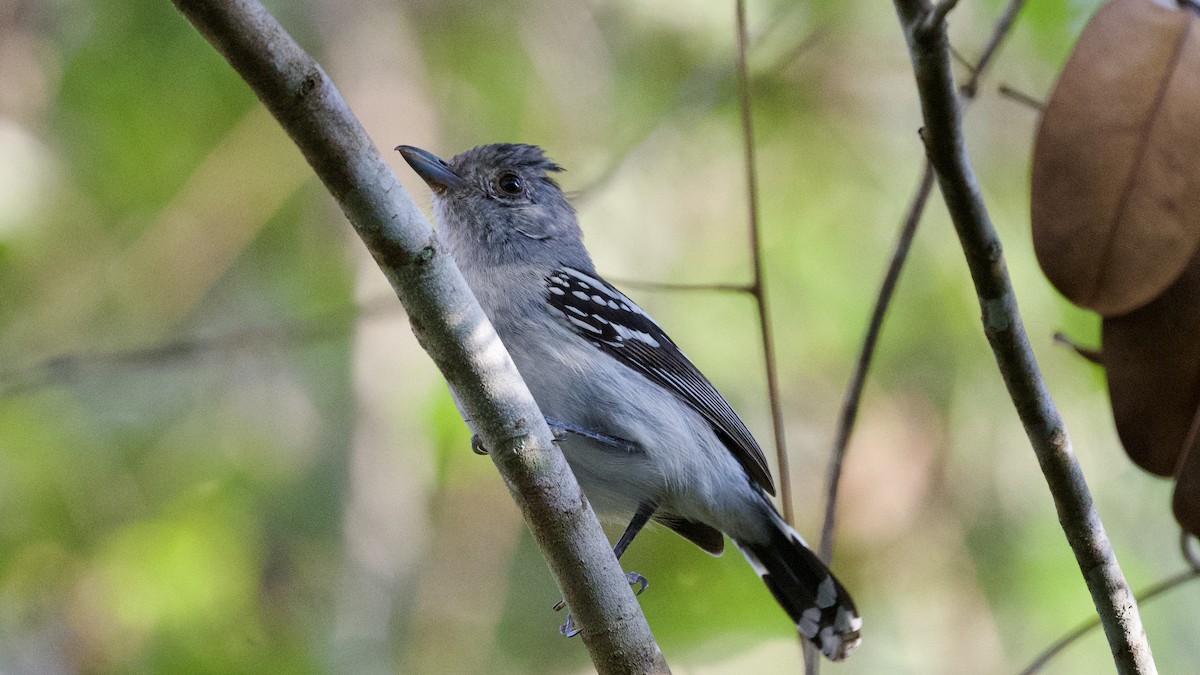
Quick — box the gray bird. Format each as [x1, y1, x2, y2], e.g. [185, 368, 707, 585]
[398, 143, 861, 661]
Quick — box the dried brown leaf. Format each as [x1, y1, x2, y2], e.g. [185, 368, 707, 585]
[1103, 256, 1200, 476]
[1032, 0, 1200, 316]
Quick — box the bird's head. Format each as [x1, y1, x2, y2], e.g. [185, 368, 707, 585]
[398, 143, 591, 272]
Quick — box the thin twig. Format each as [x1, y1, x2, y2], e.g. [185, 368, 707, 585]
[894, 1, 1156, 672]
[961, 0, 1029, 97]
[734, 0, 794, 526]
[0, 275, 760, 399]
[1019, 569, 1198, 674]
[816, 0, 1028, 574]
[767, 27, 829, 76]
[0, 295, 401, 398]
[808, 162, 937, 675]
[1051, 331, 1103, 365]
[608, 279, 753, 294]
[817, 163, 935, 563]
[998, 83, 1045, 111]
[575, 19, 826, 203]
[1019, 534, 1200, 674]
[949, 44, 976, 74]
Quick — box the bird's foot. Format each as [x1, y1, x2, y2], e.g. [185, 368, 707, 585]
[625, 571, 648, 595]
[544, 416, 638, 453]
[554, 571, 648, 638]
[470, 434, 488, 455]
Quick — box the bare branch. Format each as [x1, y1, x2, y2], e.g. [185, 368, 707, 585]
[817, 162, 935, 565]
[1052, 331, 1103, 365]
[574, 20, 825, 204]
[169, 0, 668, 672]
[961, 0, 1029, 97]
[892, 0, 1156, 671]
[998, 83, 1046, 111]
[0, 295, 403, 398]
[1019, 569, 1197, 674]
[607, 278, 753, 294]
[735, 0, 794, 526]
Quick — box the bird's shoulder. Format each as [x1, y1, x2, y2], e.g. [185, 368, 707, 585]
[542, 265, 776, 493]
[543, 266, 669, 350]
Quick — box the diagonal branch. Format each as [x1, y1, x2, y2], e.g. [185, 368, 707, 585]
[1019, 534, 1200, 674]
[1019, 568, 1196, 674]
[817, 162, 934, 566]
[892, 1, 1156, 672]
[169, 1, 668, 672]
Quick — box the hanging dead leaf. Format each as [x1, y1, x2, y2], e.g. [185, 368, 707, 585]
[1032, 0, 1200, 317]
[1173, 407, 1200, 536]
[1103, 255, 1200, 476]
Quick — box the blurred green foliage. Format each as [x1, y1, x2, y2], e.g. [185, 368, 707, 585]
[1, 0, 1196, 673]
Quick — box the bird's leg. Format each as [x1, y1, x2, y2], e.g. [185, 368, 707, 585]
[556, 502, 656, 637]
[473, 416, 637, 456]
[544, 416, 639, 453]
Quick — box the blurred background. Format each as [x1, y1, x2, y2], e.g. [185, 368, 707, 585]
[1, 0, 1194, 672]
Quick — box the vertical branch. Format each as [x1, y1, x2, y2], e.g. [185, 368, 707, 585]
[734, 0, 795, 525]
[892, 1, 1155, 672]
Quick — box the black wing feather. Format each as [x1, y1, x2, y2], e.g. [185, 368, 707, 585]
[545, 267, 776, 494]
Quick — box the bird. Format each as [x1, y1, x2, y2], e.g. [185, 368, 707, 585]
[397, 142, 861, 661]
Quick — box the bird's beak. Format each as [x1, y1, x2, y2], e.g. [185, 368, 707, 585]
[396, 145, 465, 193]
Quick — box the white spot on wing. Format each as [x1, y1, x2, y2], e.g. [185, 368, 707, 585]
[568, 316, 603, 334]
[613, 323, 660, 348]
[561, 267, 652, 319]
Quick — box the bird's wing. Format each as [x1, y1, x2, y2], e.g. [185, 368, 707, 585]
[545, 266, 776, 494]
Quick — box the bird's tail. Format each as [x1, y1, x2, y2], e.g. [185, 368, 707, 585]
[735, 502, 862, 661]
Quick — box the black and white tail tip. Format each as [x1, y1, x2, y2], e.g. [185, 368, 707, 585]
[797, 573, 862, 661]
[737, 519, 862, 661]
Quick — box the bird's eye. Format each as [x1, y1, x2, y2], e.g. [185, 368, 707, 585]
[497, 172, 524, 196]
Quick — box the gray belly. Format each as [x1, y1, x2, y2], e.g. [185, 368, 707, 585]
[554, 434, 658, 521]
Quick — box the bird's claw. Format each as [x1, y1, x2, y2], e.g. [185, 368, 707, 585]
[547, 423, 569, 443]
[626, 571, 648, 595]
[554, 571, 648, 638]
[553, 598, 580, 637]
[559, 614, 581, 637]
[470, 434, 488, 455]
